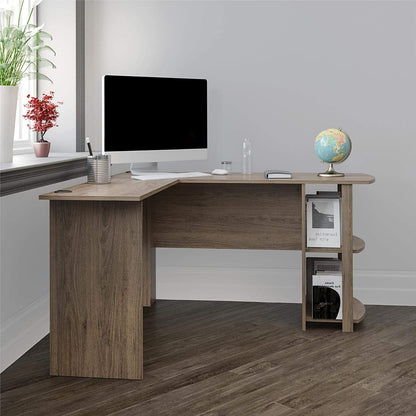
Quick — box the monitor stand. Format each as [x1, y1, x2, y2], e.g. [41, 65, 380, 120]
[130, 162, 159, 176]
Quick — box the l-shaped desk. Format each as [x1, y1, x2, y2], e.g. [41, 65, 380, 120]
[40, 172, 375, 380]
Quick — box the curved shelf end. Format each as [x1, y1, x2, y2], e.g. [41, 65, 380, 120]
[353, 297, 366, 323]
[352, 236, 365, 254]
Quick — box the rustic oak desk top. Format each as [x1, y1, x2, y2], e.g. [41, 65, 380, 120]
[39, 172, 375, 201]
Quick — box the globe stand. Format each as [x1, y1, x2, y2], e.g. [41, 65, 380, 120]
[318, 163, 345, 177]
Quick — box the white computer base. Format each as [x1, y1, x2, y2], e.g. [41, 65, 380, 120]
[130, 162, 160, 176]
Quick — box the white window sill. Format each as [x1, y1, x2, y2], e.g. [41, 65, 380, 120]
[0, 153, 88, 196]
[13, 147, 34, 155]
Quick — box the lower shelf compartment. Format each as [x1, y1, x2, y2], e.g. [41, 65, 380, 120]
[306, 297, 366, 324]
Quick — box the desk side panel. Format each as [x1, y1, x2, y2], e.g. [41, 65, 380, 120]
[151, 183, 302, 250]
[143, 198, 156, 306]
[50, 200, 144, 379]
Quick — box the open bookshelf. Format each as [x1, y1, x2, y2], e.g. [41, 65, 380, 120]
[304, 257, 366, 325]
[301, 183, 367, 332]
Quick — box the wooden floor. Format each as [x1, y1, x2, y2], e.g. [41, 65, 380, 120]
[1, 300, 416, 416]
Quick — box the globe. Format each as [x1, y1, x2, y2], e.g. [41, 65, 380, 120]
[314, 128, 352, 177]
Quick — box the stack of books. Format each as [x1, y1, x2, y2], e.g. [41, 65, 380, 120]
[264, 170, 292, 179]
[311, 258, 342, 320]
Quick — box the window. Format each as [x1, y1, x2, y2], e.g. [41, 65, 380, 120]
[13, 73, 37, 153]
[2, 0, 37, 153]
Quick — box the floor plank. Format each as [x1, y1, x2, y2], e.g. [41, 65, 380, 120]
[1, 301, 415, 416]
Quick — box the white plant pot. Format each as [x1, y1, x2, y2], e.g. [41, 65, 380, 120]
[0, 85, 18, 163]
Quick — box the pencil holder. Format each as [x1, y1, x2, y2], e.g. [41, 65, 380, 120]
[87, 154, 111, 184]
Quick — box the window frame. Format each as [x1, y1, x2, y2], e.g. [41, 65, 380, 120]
[9, 1, 38, 154]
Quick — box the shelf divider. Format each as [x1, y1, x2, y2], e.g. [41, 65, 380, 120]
[305, 235, 365, 254]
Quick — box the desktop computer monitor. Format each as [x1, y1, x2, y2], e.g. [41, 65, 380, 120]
[102, 75, 207, 167]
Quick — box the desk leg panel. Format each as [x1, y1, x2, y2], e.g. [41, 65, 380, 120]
[143, 199, 156, 306]
[340, 185, 354, 333]
[50, 200, 144, 379]
[301, 184, 307, 331]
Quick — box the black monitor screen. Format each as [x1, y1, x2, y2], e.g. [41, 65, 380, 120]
[104, 75, 207, 152]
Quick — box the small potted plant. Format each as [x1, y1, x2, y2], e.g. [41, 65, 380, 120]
[23, 91, 62, 157]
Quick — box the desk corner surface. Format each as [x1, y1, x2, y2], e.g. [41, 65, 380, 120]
[39, 173, 178, 201]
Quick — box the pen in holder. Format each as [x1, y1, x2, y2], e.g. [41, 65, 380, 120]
[87, 154, 111, 184]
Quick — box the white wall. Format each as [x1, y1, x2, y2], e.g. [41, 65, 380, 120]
[37, 0, 77, 153]
[85, 0, 416, 305]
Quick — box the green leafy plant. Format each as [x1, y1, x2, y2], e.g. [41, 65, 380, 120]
[0, 0, 55, 86]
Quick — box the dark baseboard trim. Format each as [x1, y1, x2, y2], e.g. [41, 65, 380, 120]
[0, 158, 87, 197]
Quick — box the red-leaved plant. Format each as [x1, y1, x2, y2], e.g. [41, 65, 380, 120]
[23, 92, 62, 142]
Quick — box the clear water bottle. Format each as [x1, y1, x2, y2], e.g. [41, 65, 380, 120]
[242, 138, 252, 174]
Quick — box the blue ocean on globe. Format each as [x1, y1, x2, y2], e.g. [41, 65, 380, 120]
[314, 129, 352, 164]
